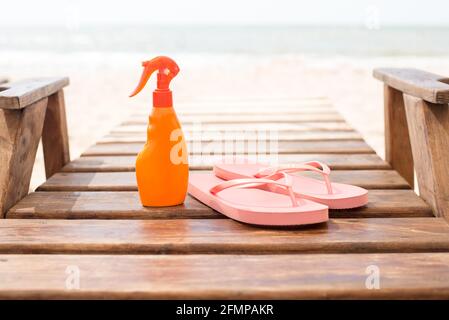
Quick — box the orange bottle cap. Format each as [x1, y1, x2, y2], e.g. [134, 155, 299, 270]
[129, 56, 180, 107]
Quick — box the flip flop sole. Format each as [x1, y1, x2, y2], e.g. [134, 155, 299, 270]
[188, 173, 329, 226]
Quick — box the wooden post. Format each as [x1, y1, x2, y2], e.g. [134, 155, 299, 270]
[374, 68, 449, 220]
[42, 90, 70, 178]
[384, 85, 414, 187]
[0, 99, 48, 217]
[403, 94, 449, 220]
[0, 77, 69, 217]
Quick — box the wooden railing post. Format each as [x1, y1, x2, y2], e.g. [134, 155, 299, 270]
[374, 68, 449, 220]
[403, 95, 449, 219]
[0, 99, 48, 217]
[0, 77, 69, 217]
[42, 90, 70, 178]
[383, 85, 414, 187]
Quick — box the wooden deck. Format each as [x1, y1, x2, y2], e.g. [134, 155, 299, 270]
[1, 96, 449, 299]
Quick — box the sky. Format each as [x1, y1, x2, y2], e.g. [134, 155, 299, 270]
[1, 0, 449, 27]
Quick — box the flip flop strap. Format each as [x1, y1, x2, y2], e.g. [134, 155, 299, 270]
[255, 161, 333, 194]
[210, 173, 298, 207]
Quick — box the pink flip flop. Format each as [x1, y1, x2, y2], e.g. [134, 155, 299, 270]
[188, 172, 328, 226]
[213, 161, 368, 209]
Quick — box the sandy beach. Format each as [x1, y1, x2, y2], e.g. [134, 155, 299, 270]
[1, 52, 448, 190]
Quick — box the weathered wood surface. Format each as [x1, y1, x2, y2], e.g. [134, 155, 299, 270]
[83, 140, 375, 156]
[383, 85, 414, 187]
[0, 218, 447, 254]
[36, 170, 410, 192]
[374, 68, 449, 104]
[2, 253, 449, 299]
[166, 97, 332, 111]
[171, 106, 336, 116]
[111, 122, 354, 133]
[42, 90, 71, 178]
[7, 190, 431, 219]
[0, 98, 48, 217]
[404, 95, 449, 220]
[2, 91, 448, 299]
[8, 192, 216, 220]
[63, 154, 389, 172]
[0, 77, 69, 109]
[99, 130, 363, 143]
[124, 113, 345, 125]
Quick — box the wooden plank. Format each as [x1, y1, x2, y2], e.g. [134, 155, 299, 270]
[171, 98, 332, 109]
[181, 129, 356, 143]
[0, 98, 48, 217]
[7, 190, 431, 220]
[35, 170, 409, 192]
[175, 95, 328, 102]
[111, 122, 354, 133]
[123, 113, 345, 125]
[63, 154, 389, 172]
[171, 106, 336, 116]
[0, 217, 447, 254]
[404, 95, 449, 220]
[0, 77, 69, 109]
[82, 141, 375, 156]
[2, 253, 449, 299]
[374, 68, 449, 104]
[42, 90, 71, 178]
[99, 130, 363, 143]
[7, 192, 215, 219]
[333, 190, 432, 218]
[172, 106, 337, 116]
[384, 85, 414, 187]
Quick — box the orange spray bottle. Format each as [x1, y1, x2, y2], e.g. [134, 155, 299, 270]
[129, 56, 188, 206]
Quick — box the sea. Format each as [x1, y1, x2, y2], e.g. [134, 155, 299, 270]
[1, 25, 449, 56]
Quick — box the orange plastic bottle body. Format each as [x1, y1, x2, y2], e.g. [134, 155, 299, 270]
[136, 106, 189, 206]
[130, 56, 187, 207]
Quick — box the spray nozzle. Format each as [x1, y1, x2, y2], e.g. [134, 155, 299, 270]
[129, 56, 180, 107]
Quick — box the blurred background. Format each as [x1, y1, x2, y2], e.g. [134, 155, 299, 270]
[1, 0, 449, 189]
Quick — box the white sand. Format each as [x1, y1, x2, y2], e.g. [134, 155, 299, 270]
[1, 53, 448, 190]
